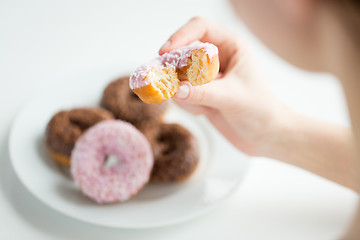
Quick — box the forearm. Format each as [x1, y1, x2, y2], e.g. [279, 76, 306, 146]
[264, 110, 359, 192]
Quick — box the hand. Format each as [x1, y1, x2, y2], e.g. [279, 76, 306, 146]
[159, 16, 291, 156]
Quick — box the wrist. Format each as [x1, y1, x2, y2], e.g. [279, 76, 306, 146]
[257, 103, 299, 160]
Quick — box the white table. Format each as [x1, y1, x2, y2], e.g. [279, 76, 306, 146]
[0, 0, 358, 239]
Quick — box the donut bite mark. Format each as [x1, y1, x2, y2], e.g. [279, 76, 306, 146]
[132, 67, 180, 104]
[177, 49, 219, 86]
[130, 42, 219, 104]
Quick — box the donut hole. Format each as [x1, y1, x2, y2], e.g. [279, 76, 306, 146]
[69, 119, 89, 131]
[162, 145, 174, 156]
[157, 134, 176, 157]
[104, 155, 121, 168]
[67, 108, 114, 131]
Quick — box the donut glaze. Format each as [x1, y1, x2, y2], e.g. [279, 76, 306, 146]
[71, 120, 154, 203]
[130, 42, 218, 89]
[101, 76, 168, 129]
[45, 107, 114, 167]
[150, 123, 199, 183]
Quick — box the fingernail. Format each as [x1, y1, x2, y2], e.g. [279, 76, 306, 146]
[175, 84, 190, 99]
[160, 40, 170, 50]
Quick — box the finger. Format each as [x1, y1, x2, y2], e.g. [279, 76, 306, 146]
[159, 16, 231, 55]
[215, 72, 224, 80]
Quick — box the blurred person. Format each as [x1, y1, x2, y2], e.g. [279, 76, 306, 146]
[159, 0, 360, 238]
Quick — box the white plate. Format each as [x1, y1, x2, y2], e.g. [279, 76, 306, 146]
[9, 68, 249, 229]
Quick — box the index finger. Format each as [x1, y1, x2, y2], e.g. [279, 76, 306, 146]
[159, 16, 232, 55]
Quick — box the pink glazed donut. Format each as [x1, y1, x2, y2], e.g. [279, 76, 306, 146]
[130, 42, 219, 104]
[71, 120, 154, 203]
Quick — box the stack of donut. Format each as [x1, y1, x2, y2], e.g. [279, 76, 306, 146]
[45, 83, 199, 203]
[101, 76, 200, 183]
[45, 41, 219, 203]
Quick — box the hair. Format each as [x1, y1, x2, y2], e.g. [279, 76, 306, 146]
[336, 0, 360, 42]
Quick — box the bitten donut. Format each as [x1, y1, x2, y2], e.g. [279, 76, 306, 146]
[45, 107, 114, 167]
[130, 42, 219, 104]
[150, 123, 200, 183]
[71, 120, 154, 203]
[101, 76, 168, 133]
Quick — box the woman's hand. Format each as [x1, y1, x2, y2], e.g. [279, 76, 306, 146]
[159, 16, 290, 156]
[159, 17, 359, 192]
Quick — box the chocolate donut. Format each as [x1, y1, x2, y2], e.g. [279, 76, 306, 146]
[150, 123, 200, 183]
[100, 76, 168, 132]
[45, 107, 114, 167]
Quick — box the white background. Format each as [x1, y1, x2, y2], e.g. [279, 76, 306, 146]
[0, 0, 358, 239]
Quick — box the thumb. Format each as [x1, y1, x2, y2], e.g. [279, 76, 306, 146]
[172, 81, 224, 109]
